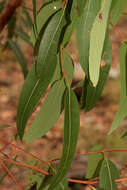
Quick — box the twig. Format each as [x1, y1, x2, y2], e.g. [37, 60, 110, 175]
[50, 148, 127, 163]
[109, 18, 127, 43]
[0, 141, 12, 152]
[68, 177, 127, 185]
[0, 160, 23, 190]
[11, 143, 50, 166]
[0, 156, 51, 176]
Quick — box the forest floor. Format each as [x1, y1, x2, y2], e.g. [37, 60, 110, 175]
[0, 12, 127, 190]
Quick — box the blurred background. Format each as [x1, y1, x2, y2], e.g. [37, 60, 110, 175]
[0, 0, 127, 189]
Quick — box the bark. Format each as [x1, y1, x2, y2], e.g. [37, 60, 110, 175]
[0, 0, 22, 32]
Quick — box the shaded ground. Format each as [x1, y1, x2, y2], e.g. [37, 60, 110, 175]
[0, 12, 127, 190]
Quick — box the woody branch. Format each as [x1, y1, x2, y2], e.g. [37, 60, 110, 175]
[0, 0, 22, 32]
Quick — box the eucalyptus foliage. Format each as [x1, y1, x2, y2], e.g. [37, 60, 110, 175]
[2, 0, 127, 188]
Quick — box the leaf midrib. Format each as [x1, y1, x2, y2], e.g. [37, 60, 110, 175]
[106, 159, 113, 190]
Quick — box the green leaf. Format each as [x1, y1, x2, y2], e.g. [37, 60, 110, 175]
[24, 80, 66, 142]
[108, 98, 127, 134]
[81, 64, 110, 111]
[110, 0, 127, 25]
[103, 32, 112, 64]
[17, 9, 67, 140]
[22, 7, 33, 28]
[30, 1, 62, 45]
[77, 0, 87, 16]
[36, 9, 66, 77]
[47, 88, 80, 189]
[62, 0, 78, 47]
[62, 19, 76, 48]
[15, 27, 31, 45]
[24, 49, 74, 142]
[86, 145, 104, 179]
[108, 43, 127, 134]
[76, 0, 101, 76]
[89, 0, 112, 86]
[8, 40, 28, 79]
[80, 31, 112, 109]
[52, 50, 74, 85]
[99, 159, 120, 190]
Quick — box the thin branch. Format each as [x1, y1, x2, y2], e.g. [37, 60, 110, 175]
[49, 148, 127, 163]
[68, 177, 127, 186]
[0, 0, 22, 32]
[11, 143, 50, 166]
[109, 18, 127, 43]
[0, 142, 12, 152]
[68, 178, 98, 185]
[0, 161, 23, 190]
[0, 156, 51, 176]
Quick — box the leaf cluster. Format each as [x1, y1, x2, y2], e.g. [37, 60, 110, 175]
[1, 0, 127, 189]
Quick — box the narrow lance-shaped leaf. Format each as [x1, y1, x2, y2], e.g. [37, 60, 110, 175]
[89, 0, 112, 86]
[81, 65, 110, 111]
[108, 43, 127, 134]
[30, 1, 62, 45]
[47, 88, 80, 190]
[81, 32, 112, 110]
[17, 10, 67, 139]
[110, 0, 127, 25]
[24, 50, 74, 143]
[22, 7, 33, 28]
[62, 0, 78, 47]
[76, 0, 101, 76]
[15, 27, 31, 45]
[52, 50, 74, 84]
[24, 80, 66, 143]
[99, 159, 120, 190]
[8, 40, 28, 79]
[36, 8, 66, 77]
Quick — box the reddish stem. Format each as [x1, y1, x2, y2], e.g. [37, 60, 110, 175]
[0, 161, 23, 190]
